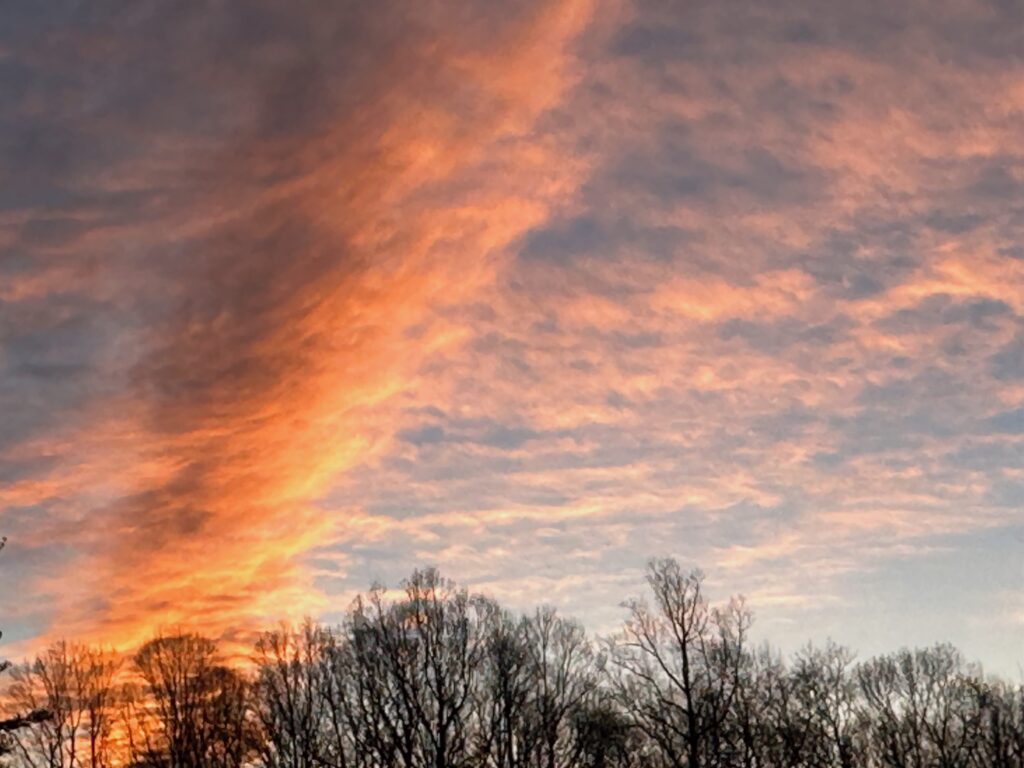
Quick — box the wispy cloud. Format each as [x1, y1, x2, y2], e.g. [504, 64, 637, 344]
[1, 0, 1022, 672]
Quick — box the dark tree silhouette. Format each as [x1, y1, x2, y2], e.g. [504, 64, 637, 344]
[357, 568, 493, 768]
[251, 621, 335, 768]
[606, 560, 751, 768]
[475, 608, 534, 768]
[6, 640, 120, 768]
[3, 558, 1024, 768]
[524, 606, 599, 768]
[123, 633, 253, 768]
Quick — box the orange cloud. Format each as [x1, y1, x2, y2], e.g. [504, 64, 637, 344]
[4, 0, 1024, 675]
[2, 0, 595, 650]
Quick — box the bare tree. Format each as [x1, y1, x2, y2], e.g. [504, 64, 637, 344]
[606, 559, 751, 768]
[324, 599, 418, 768]
[5, 641, 120, 768]
[252, 621, 337, 768]
[857, 644, 985, 768]
[4, 559, 1024, 768]
[369, 569, 492, 768]
[524, 607, 597, 768]
[975, 680, 1024, 768]
[790, 641, 861, 768]
[724, 644, 799, 767]
[474, 610, 534, 768]
[125, 633, 253, 768]
[304, 570, 495, 768]
[570, 697, 653, 768]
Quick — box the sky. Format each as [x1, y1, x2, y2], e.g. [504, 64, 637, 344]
[1, 0, 1023, 675]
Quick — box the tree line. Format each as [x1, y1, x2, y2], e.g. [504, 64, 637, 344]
[2, 560, 1022, 768]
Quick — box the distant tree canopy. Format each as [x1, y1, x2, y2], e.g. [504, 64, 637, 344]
[2, 560, 1023, 768]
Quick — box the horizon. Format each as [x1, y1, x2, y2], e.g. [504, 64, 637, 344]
[2, 0, 1023, 680]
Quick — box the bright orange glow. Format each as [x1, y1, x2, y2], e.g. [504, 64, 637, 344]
[2, 0, 1023, 674]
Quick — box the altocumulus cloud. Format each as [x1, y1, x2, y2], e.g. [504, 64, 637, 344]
[1, 0, 1023, 672]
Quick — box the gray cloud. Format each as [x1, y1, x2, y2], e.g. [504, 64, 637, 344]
[3, 0, 1024, 675]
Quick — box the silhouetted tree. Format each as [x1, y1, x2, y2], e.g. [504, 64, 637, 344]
[124, 633, 253, 768]
[790, 641, 861, 767]
[740, 644, 818, 767]
[5, 641, 119, 768]
[976, 679, 1024, 767]
[362, 568, 492, 768]
[524, 607, 598, 768]
[475, 609, 534, 768]
[606, 559, 751, 768]
[4, 561, 1024, 768]
[251, 621, 336, 768]
[856, 644, 986, 768]
[571, 697, 653, 768]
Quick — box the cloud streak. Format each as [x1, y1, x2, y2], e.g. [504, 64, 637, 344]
[2, 0, 1023, 672]
[1, 0, 594, 647]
